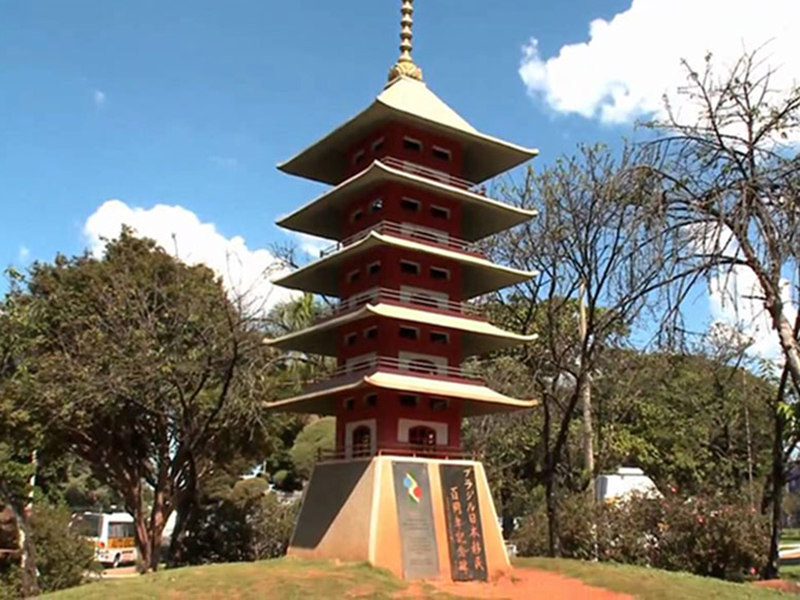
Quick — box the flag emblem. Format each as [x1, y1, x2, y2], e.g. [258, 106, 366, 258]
[403, 473, 422, 503]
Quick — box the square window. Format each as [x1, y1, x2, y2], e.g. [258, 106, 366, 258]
[400, 261, 421, 275]
[371, 137, 385, 153]
[367, 261, 381, 276]
[401, 198, 421, 212]
[400, 394, 419, 407]
[430, 331, 449, 344]
[430, 398, 449, 411]
[432, 146, 452, 161]
[344, 397, 355, 410]
[403, 137, 422, 152]
[431, 205, 450, 220]
[347, 269, 361, 284]
[345, 333, 358, 346]
[364, 394, 378, 408]
[399, 326, 419, 340]
[350, 209, 363, 223]
[364, 326, 378, 340]
[352, 149, 365, 165]
[430, 267, 450, 281]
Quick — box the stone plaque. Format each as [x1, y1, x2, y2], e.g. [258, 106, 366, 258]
[392, 461, 440, 580]
[440, 464, 488, 582]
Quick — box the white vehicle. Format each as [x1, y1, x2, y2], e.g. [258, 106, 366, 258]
[71, 512, 137, 568]
[595, 467, 660, 503]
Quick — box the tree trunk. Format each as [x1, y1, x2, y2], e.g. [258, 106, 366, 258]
[764, 409, 785, 580]
[0, 481, 38, 597]
[542, 397, 561, 557]
[578, 280, 595, 495]
[14, 506, 38, 597]
[764, 382, 788, 579]
[579, 376, 594, 493]
[132, 506, 152, 573]
[770, 304, 800, 397]
[544, 461, 561, 557]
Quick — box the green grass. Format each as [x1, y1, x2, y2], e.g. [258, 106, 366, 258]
[781, 563, 800, 583]
[42, 557, 798, 600]
[515, 558, 792, 600]
[44, 558, 414, 600]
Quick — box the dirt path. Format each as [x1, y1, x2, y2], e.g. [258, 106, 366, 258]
[416, 567, 632, 600]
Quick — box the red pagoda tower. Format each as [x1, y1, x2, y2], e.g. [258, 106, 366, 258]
[267, 0, 538, 582]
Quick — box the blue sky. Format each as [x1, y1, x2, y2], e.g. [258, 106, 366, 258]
[2, 0, 795, 356]
[1, 0, 631, 268]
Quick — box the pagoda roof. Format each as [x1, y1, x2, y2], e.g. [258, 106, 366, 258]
[266, 302, 537, 357]
[264, 370, 537, 417]
[278, 76, 539, 186]
[272, 230, 535, 299]
[277, 159, 536, 242]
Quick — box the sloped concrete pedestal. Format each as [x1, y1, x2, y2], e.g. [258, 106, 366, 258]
[288, 455, 510, 582]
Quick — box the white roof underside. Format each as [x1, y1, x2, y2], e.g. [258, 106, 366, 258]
[278, 77, 539, 185]
[277, 160, 536, 242]
[264, 370, 537, 417]
[271, 231, 535, 299]
[266, 303, 537, 357]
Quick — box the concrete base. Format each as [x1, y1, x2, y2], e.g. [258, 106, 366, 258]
[288, 456, 510, 581]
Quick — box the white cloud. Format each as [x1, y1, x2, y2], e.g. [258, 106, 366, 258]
[708, 265, 796, 361]
[688, 222, 798, 360]
[519, 0, 800, 125]
[17, 246, 30, 263]
[84, 200, 296, 314]
[294, 232, 330, 259]
[93, 90, 107, 107]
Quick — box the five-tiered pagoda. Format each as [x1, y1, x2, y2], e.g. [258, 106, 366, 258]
[267, 0, 538, 582]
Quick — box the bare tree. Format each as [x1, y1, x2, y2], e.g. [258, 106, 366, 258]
[641, 49, 800, 578]
[490, 143, 694, 556]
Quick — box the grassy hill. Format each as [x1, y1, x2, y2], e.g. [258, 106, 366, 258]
[42, 557, 794, 600]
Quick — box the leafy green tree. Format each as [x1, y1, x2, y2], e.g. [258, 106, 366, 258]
[0, 282, 43, 595]
[289, 417, 336, 480]
[3, 231, 275, 572]
[594, 349, 774, 496]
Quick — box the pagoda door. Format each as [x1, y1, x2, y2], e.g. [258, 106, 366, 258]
[409, 425, 437, 448]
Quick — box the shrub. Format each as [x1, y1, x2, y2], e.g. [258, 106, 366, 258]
[289, 418, 335, 480]
[0, 505, 96, 597]
[29, 505, 96, 592]
[172, 478, 299, 565]
[0, 563, 22, 600]
[514, 492, 768, 582]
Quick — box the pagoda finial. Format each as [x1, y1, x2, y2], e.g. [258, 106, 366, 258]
[388, 0, 423, 83]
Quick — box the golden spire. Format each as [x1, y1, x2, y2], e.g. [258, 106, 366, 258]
[388, 0, 423, 83]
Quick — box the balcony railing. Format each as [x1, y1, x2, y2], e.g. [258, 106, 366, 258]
[317, 444, 474, 463]
[318, 287, 485, 323]
[380, 157, 481, 193]
[304, 355, 484, 393]
[320, 220, 483, 258]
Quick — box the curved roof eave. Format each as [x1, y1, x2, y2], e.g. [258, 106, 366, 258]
[262, 370, 538, 417]
[264, 302, 538, 357]
[271, 231, 537, 299]
[276, 160, 537, 242]
[277, 78, 539, 185]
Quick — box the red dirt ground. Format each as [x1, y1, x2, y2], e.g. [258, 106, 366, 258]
[410, 567, 632, 599]
[753, 579, 800, 594]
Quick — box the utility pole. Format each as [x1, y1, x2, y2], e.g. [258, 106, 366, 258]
[579, 280, 595, 497]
